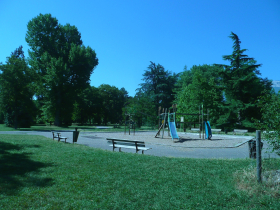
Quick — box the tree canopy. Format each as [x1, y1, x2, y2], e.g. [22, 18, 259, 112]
[214, 32, 272, 130]
[26, 13, 98, 125]
[0, 46, 36, 128]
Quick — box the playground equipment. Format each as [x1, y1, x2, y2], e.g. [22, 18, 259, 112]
[204, 121, 212, 140]
[168, 112, 179, 141]
[155, 104, 212, 140]
[124, 112, 135, 135]
[155, 107, 170, 138]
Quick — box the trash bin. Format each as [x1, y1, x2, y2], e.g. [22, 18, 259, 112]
[248, 140, 263, 159]
[73, 127, 80, 143]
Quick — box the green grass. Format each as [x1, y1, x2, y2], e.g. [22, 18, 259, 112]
[1, 134, 279, 209]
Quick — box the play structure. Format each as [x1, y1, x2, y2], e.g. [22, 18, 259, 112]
[155, 104, 212, 140]
[124, 112, 135, 135]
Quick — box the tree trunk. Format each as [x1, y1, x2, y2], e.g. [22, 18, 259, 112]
[54, 92, 62, 126]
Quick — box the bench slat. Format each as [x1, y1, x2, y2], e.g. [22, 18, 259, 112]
[107, 141, 145, 147]
[109, 145, 151, 151]
[107, 138, 144, 144]
[106, 138, 151, 154]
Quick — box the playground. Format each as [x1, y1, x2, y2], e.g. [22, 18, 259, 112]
[84, 131, 251, 148]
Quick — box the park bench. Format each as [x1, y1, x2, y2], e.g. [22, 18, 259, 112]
[233, 129, 248, 135]
[113, 124, 120, 128]
[52, 132, 67, 143]
[191, 128, 200, 132]
[106, 138, 152, 154]
[211, 129, 222, 134]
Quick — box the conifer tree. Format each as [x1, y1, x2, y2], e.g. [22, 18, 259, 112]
[215, 32, 272, 129]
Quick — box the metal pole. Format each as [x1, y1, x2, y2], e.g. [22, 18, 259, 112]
[202, 104, 204, 139]
[256, 130, 262, 183]
[199, 106, 201, 139]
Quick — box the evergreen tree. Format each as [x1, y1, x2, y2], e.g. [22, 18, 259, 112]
[215, 32, 272, 129]
[137, 61, 179, 116]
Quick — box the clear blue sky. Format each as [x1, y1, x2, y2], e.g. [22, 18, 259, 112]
[1, 0, 279, 96]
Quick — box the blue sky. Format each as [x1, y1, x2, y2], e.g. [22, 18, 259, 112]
[1, 0, 279, 96]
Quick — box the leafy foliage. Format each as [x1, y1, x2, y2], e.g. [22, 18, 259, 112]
[175, 65, 224, 126]
[0, 46, 36, 128]
[136, 62, 179, 123]
[25, 13, 98, 126]
[255, 91, 280, 155]
[97, 84, 129, 125]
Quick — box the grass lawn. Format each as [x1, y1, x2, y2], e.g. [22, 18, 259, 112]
[0, 134, 279, 209]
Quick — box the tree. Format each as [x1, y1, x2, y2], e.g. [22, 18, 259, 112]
[124, 91, 157, 128]
[72, 86, 103, 125]
[175, 65, 224, 126]
[98, 84, 129, 125]
[137, 61, 179, 115]
[26, 13, 98, 126]
[0, 46, 36, 128]
[255, 91, 280, 156]
[215, 32, 272, 129]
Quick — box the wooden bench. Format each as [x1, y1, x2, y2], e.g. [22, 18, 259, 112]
[52, 132, 67, 143]
[191, 128, 200, 131]
[233, 129, 248, 135]
[106, 138, 151, 154]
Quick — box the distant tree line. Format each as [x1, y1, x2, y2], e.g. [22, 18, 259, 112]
[0, 13, 277, 135]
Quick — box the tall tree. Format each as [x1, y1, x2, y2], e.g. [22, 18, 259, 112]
[26, 13, 98, 126]
[98, 84, 129, 125]
[175, 65, 224, 125]
[137, 61, 179, 115]
[255, 90, 280, 156]
[215, 32, 272, 129]
[0, 46, 36, 128]
[72, 85, 103, 125]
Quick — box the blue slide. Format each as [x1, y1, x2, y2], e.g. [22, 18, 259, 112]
[169, 122, 179, 141]
[204, 121, 212, 140]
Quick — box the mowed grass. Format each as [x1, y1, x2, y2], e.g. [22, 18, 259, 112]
[0, 135, 279, 209]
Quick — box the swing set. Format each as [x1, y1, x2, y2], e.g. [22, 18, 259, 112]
[155, 104, 212, 140]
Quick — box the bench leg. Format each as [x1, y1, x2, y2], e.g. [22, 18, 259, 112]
[142, 150, 144, 154]
[119, 148, 121, 152]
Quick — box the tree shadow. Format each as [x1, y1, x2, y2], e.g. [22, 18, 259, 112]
[0, 141, 54, 195]
[176, 138, 224, 143]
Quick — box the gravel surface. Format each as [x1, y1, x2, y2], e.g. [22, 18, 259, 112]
[82, 131, 253, 148]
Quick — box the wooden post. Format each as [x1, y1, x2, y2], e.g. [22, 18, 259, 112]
[158, 106, 161, 130]
[124, 114, 126, 135]
[162, 108, 167, 139]
[168, 110, 170, 137]
[256, 130, 262, 183]
[207, 109, 209, 121]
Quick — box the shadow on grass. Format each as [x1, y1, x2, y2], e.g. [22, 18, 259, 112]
[0, 142, 54, 195]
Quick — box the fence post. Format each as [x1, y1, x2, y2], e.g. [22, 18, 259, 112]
[256, 130, 262, 183]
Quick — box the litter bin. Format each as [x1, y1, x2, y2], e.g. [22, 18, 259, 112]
[248, 140, 263, 159]
[73, 127, 80, 143]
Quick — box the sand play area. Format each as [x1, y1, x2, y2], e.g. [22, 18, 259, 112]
[83, 131, 253, 148]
